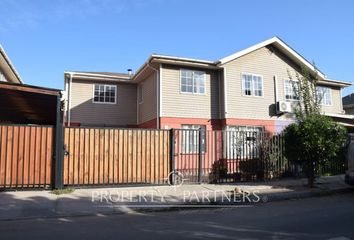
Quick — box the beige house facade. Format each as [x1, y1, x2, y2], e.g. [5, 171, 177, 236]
[64, 37, 352, 133]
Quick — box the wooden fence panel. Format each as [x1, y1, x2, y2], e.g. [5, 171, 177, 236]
[0, 125, 53, 190]
[63, 127, 171, 186]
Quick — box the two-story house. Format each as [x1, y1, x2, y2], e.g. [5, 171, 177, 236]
[64, 37, 352, 133]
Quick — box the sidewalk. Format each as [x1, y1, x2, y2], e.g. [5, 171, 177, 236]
[0, 175, 352, 221]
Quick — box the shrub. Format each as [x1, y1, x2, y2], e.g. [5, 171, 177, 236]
[283, 114, 347, 187]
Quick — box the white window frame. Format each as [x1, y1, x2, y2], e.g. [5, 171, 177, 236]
[181, 124, 206, 153]
[138, 84, 143, 104]
[224, 125, 264, 159]
[284, 79, 300, 101]
[241, 73, 264, 97]
[180, 69, 206, 95]
[92, 84, 117, 104]
[316, 86, 332, 106]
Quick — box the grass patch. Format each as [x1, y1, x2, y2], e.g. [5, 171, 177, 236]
[50, 188, 75, 195]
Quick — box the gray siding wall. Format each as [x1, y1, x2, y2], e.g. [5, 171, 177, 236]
[222, 46, 343, 120]
[160, 64, 220, 119]
[318, 86, 342, 114]
[138, 72, 157, 124]
[70, 78, 137, 126]
[344, 107, 354, 115]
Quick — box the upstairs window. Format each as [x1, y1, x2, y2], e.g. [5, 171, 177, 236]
[316, 86, 332, 106]
[93, 84, 116, 104]
[180, 69, 205, 94]
[242, 74, 263, 97]
[284, 80, 300, 101]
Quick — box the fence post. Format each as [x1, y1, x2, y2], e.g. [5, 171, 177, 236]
[198, 128, 203, 183]
[54, 95, 64, 189]
[169, 128, 175, 185]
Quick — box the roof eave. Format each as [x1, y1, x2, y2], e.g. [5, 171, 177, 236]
[64, 71, 132, 81]
[0, 44, 23, 84]
[217, 36, 326, 79]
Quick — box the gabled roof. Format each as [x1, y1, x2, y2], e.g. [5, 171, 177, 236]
[218, 36, 326, 77]
[66, 37, 352, 88]
[0, 44, 23, 84]
[218, 36, 350, 87]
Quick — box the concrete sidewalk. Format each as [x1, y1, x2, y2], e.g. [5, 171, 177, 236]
[0, 175, 352, 221]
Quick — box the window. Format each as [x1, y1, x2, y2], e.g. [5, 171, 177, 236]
[242, 74, 263, 96]
[284, 80, 299, 101]
[180, 70, 205, 94]
[138, 84, 143, 103]
[93, 84, 116, 104]
[224, 126, 264, 159]
[316, 86, 332, 106]
[181, 125, 206, 153]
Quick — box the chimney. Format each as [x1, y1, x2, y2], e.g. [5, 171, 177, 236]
[127, 69, 133, 77]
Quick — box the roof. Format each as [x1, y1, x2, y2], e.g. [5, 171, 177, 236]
[0, 44, 23, 84]
[76, 71, 131, 78]
[342, 93, 354, 106]
[151, 54, 216, 65]
[67, 37, 352, 88]
[323, 112, 354, 120]
[218, 36, 325, 75]
[0, 81, 60, 124]
[64, 71, 133, 83]
[0, 81, 61, 96]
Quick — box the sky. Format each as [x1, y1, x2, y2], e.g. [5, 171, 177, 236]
[1, 0, 354, 95]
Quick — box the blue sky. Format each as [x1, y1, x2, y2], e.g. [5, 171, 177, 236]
[1, 0, 354, 95]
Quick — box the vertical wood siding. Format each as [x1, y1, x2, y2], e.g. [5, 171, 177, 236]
[63, 127, 170, 186]
[0, 125, 53, 189]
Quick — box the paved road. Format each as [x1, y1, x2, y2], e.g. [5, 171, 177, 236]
[0, 192, 353, 240]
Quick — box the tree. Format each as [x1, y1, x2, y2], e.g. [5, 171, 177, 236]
[283, 65, 347, 187]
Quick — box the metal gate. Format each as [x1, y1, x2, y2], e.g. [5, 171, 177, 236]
[63, 127, 171, 186]
[171, 128, 288, 183]
[0, 124, 54, 190]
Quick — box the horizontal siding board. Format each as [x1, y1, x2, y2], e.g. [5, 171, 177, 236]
[222, 46, 343, 120]
[138, 72, 157, 124]
[161, 64, 220, 119]
[70, 79, 137, 126]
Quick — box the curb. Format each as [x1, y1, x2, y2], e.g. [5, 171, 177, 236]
[0, 186, 352, 222]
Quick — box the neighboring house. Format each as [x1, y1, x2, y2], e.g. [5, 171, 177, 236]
[64, 37, 352, 133]
[343, 93, 354, 114]
[0, 44, 23, 84]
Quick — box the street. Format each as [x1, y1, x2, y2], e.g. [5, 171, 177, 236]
[0, 192, 353, 240]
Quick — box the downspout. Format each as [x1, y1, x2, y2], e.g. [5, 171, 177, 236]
[340, 88, 344, 113]
[274, 75, 278, 103]
[67, 73, 73, 127]
[223, 68, 228, 125]
[147, 63, 160, 129]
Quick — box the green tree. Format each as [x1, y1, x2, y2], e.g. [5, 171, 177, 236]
[283, 65, 347, 187]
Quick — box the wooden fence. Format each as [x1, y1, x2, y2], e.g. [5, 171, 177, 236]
[63, 127, 171, 186]
[0, 124, 347, 190]
[0, 125, 53, 189]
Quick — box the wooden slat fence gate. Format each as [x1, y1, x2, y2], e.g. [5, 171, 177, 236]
[0, 124, 54, 190]
[63, 127, 171, 186]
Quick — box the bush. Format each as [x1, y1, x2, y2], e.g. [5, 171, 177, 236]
[283, 114, 347, 187]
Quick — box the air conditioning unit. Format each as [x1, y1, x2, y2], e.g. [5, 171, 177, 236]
[276, 101, 292, 114]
